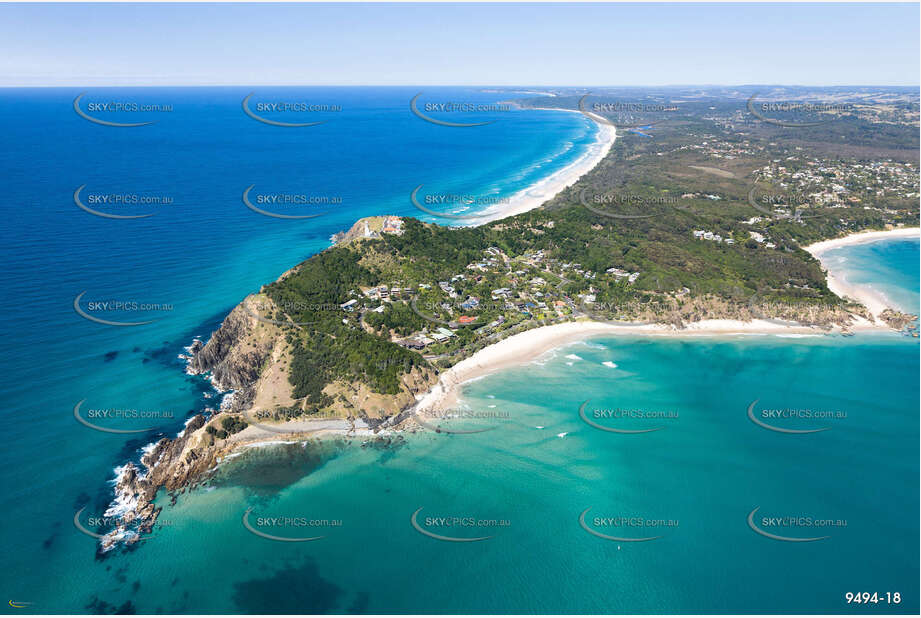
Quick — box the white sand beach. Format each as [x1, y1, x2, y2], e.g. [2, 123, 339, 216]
[412, 228, 921, 415]
[411, 316, 887, 415]
[804, 227, 920, 319]
[471, 108, 616, 224]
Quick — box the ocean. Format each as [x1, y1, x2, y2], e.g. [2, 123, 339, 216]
[820, 238, 920, 316]
[0, 87, 917, 614]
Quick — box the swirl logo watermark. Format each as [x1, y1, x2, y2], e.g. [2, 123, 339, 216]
[409, 296, 502, 328]
[578, 400, 676, 434]
[73, 399, 173, 434]
[73, 93, 171, 127]
[409, 185, 506, 221]
[410, 507, 509, 542]
[578, 188, 679, 220]
[746, 399, 844, 434]
[240, 297, 338, 327]
[239, 407, 340, 436]
[242, 185, 334, 220]
[578, 507, 677, 542]
[747, 181, 825, 221]
[241, 507, 340, 542]
[409, 92, 508, 127]
[746, 93, 851, 128]
[747, 506, 845, 542]
[73, 506, 156, 541]
[73, 291, 173, 327]
[73, 184, 171, 219]
[241, 92, 340, 127]
[578, 93, 678, 129]
[413, 406, 509, 435]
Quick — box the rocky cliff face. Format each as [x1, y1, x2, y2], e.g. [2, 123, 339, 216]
[101, 277, 436, 552]
[100, 413, 215, 552]
[189, 300, 278, 409]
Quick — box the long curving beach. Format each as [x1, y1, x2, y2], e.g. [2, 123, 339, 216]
[412, 316, 885, 415]
[471, 109, 617, 224]
[804, 227, 921, 318]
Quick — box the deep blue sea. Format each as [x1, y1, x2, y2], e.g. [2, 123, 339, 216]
[0, 87, 917, 614]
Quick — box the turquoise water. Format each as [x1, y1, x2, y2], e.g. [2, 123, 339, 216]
[0, 88, 917, 614]
[821, 238, 920, 315]
[12, 333, 917, 614]
[0, 87, 599, 614]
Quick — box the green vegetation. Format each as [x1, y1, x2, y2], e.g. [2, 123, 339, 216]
[250, 91, 917, 405]
[206, 415, 248, 440]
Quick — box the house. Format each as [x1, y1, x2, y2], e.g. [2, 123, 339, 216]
[399, 339, 426, 350]
[381, 216, 403, 235]
[459, 296, 480, 310]
[340, 299, 359, 312]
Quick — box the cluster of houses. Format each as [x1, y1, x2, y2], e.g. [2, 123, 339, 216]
[692, 229, 735, 244]
[334, 244, 649, 354]
[398, 327, 457, 349]
[759, 157, 918, 211]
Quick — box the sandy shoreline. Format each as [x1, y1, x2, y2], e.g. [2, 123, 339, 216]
[803, 227, 920, 255]
[409, 227, 920, 416]
[804, 227, 920, 318]
[232, 228, 918, 434]
[469, 107, 616, 225]
[411, 316, 889, 415]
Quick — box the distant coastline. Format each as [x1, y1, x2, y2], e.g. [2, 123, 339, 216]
[101, 109, 916, 554]
[468, 106, 616, 224]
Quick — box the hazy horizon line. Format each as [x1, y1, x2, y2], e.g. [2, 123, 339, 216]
[2, 83, 919, 89]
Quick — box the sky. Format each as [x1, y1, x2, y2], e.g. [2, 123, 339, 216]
[1, 2, 918, 86]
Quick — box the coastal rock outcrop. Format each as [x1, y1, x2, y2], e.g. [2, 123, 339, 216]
[188, 302, 276, 408]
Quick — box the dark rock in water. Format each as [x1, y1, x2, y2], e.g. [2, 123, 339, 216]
[104, 351, 119, 362]
[84, 596, 134, 614]
[231, 558, 343, 614]
[132, 347, 141, 353]
[42, 531, 58, 550]
[73, 492, 92, 510]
